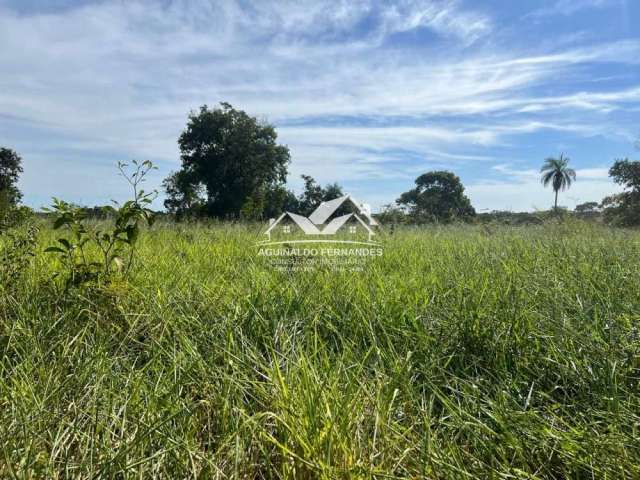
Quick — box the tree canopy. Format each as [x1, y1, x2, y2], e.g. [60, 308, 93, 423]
[601, 159, 640, 226]
[295, 175, 346, 216]
[258, 175, 347, 219]
[164, 103, 291, 219]
[396, 171, 475, 222]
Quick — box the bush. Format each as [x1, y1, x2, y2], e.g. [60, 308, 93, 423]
[44, 160, 157, 289]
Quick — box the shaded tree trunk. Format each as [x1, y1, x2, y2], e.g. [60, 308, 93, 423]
[554, 189, 558, 211]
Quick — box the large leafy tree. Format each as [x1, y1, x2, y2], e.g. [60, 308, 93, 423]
[397, 171, 475, 222]
[540, 154, 576, 211]
[0, 147, 23, 207]
[601, 158, 640, 226]
[164, 103, 291, 218]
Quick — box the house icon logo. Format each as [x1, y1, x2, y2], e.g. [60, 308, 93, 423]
[261, 194, 380, 244]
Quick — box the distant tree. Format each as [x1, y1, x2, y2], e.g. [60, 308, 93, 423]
[376, 204, 407, 224]
[162, 170, 205, 218]
[296, 175, 324, 215]
[0, 147, 23, 208]
[574, 201, 599, 214]
[601, 158, 640, 226]
[396, 171, 475, 222]
[263, 184, 298, 219]
[322, 182, 344, 204]
[164, 103, 290, 219]
[476, 210, 544, 226]
[295, 175, 347, 216]
[239, 184, 297, 221]
[609, 158, 640, 190]
[540, 154, 576, 211]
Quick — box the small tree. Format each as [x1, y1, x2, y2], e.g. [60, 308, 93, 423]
[162, 170, 205, 218]
[377, 204, 407, 225]
[396, 171, 475, 223]
[295, 175, 349, 216]
[297, 175, 324, 215]
[0, 147, 23, 208]
[45, 160, 157, 288]
[540, 154, 576, 211]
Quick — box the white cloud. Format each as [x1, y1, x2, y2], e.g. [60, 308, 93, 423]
[575, 167, 611, 179]
[528, 0, 622, 18]
[467, 178, 623, 212]
[0, 0, 637, 211]
[471, 164, 621, 211]
[377, 0, 491, 45]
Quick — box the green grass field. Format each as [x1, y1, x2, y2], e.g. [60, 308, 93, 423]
[1, 221, 640, 478]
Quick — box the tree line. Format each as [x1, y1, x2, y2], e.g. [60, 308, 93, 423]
[1, 102, 640, 226]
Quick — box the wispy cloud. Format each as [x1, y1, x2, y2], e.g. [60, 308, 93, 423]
[472, 163, 621, 212]
[0, 0, 637, 211]
[528, 0, 622, 18]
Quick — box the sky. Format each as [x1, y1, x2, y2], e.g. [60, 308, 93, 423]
[0, 0, 639, 213]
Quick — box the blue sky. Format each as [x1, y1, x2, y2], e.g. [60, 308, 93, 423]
[1, 0, 638, 212]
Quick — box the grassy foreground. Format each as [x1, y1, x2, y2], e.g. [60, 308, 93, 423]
[1, 221, 640, 478]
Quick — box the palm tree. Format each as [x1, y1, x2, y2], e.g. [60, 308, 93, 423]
[540, 154, 576, 211]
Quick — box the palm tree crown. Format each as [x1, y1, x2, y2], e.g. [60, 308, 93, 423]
[540, 154, 576, 210]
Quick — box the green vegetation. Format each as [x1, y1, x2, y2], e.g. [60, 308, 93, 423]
[163, 103, 291, 219]
[0, 147, 23, 209]
[602, 158, 640, 226]
[43, 161, 157, 289]
[1, 120, 639, 478]
[1, 220, 639, 478]
[162, 103, 359, 222]
[540, 154, 576, 212]
[396, 170, 475, 222]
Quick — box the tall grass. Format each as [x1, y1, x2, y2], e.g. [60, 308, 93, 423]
[1, 221, 639, 478]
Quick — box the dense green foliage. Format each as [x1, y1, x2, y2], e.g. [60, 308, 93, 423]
[0, 147, 23, 212]
[164, 103, 291, 219]
[602, 158, 640, 226]
[397, 171, 475, 222]
[1, 221, 639, 478]
[241, 174, 347, 220]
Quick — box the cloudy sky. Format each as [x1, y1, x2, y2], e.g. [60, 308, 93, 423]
[1, 0, 638, 212]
